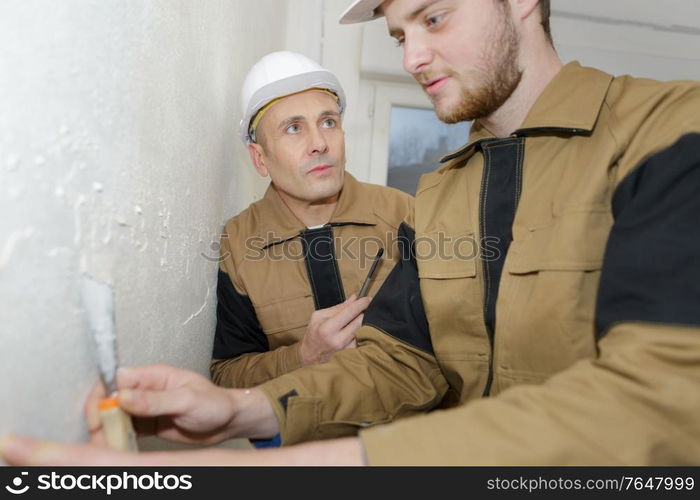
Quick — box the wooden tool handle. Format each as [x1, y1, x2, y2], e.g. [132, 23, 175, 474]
[99, 397, 139, 452]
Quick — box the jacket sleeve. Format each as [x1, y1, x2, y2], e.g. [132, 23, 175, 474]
[360, 132, 700, 464]
[210, 233, 303, 388]
[259, 219, 450, 444]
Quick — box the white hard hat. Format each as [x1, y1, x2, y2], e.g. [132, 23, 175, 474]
[239, 51, 346, 144]
[339, 0, 385, 24]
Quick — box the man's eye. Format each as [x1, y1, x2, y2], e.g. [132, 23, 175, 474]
[321, 118, 337, 128]
[285, 124, 301, 134]
[394, 37, 405, 47]
[426, 13, 444, 28]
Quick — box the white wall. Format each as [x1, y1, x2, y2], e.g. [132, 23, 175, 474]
[552, 0, 700, 81]
[0, 0, 287, 450]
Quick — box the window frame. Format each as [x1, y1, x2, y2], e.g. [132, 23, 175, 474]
[356, 80, 434, 186]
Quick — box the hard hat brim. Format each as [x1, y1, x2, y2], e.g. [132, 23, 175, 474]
[339, 0, 385, 24]
[239, 70, 346, 144]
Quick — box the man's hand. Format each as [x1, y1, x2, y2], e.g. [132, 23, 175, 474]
[299, 295, 371, 366]
[86, 364, 278, 447]
[0, 435, 366, 466]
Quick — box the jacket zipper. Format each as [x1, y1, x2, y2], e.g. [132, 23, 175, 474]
[477, 138, 525, 397]
[478, 148, 495, 397]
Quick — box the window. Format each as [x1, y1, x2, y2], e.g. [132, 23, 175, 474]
[387, 106, 470, 195]
[355, 81, 471, 194]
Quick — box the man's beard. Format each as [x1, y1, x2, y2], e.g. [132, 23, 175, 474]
[434, 14, 522, 124]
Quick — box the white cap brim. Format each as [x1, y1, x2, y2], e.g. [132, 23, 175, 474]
[339, 0, 385, 24]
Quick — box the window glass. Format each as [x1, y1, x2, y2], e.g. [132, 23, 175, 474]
[387, 106, 471, 195]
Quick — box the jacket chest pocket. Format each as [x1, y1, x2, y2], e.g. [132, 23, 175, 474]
[499, 209, 613, 377]
[507, 210, 612, 273]
[416, 231, 486, 359]
[255, 293, 315, 344]
[416, 231, 478, 281]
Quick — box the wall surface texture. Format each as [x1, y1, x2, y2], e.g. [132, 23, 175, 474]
[0, 0, 286, 447]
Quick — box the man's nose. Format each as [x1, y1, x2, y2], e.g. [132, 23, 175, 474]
[403, 33, 433, 76]
[308, 126, 329, 155]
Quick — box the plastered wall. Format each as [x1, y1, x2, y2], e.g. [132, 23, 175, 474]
[0, 0, 287, 447]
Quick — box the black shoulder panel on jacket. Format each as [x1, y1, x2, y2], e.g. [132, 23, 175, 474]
[596, 132, 700, 335]
[212, 269, 269, 359]
[363, 222, 434, 355]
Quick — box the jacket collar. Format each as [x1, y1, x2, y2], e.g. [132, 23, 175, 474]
[256, 172, 377, 248]
[439, 61, 614, 167]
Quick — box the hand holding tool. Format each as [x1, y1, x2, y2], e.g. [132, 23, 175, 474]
[358, 248, 384, 298]
[81, 274, 138, 452]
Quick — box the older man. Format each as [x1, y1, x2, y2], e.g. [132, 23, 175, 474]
[3, 0, 699, 466]
[208, 52, 412, 448]
[210, 51, 412, 392]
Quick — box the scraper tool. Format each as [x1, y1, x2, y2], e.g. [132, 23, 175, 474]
[81, 274, 138, 452]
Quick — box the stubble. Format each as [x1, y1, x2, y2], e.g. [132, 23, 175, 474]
[436, 11, 522, 124]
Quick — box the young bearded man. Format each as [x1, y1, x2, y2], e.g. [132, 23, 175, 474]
[210, 52, 412, 391]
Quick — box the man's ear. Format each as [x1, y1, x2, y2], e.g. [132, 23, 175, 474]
[248, 143, 269, 177]
[509, 0, 540, 21]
